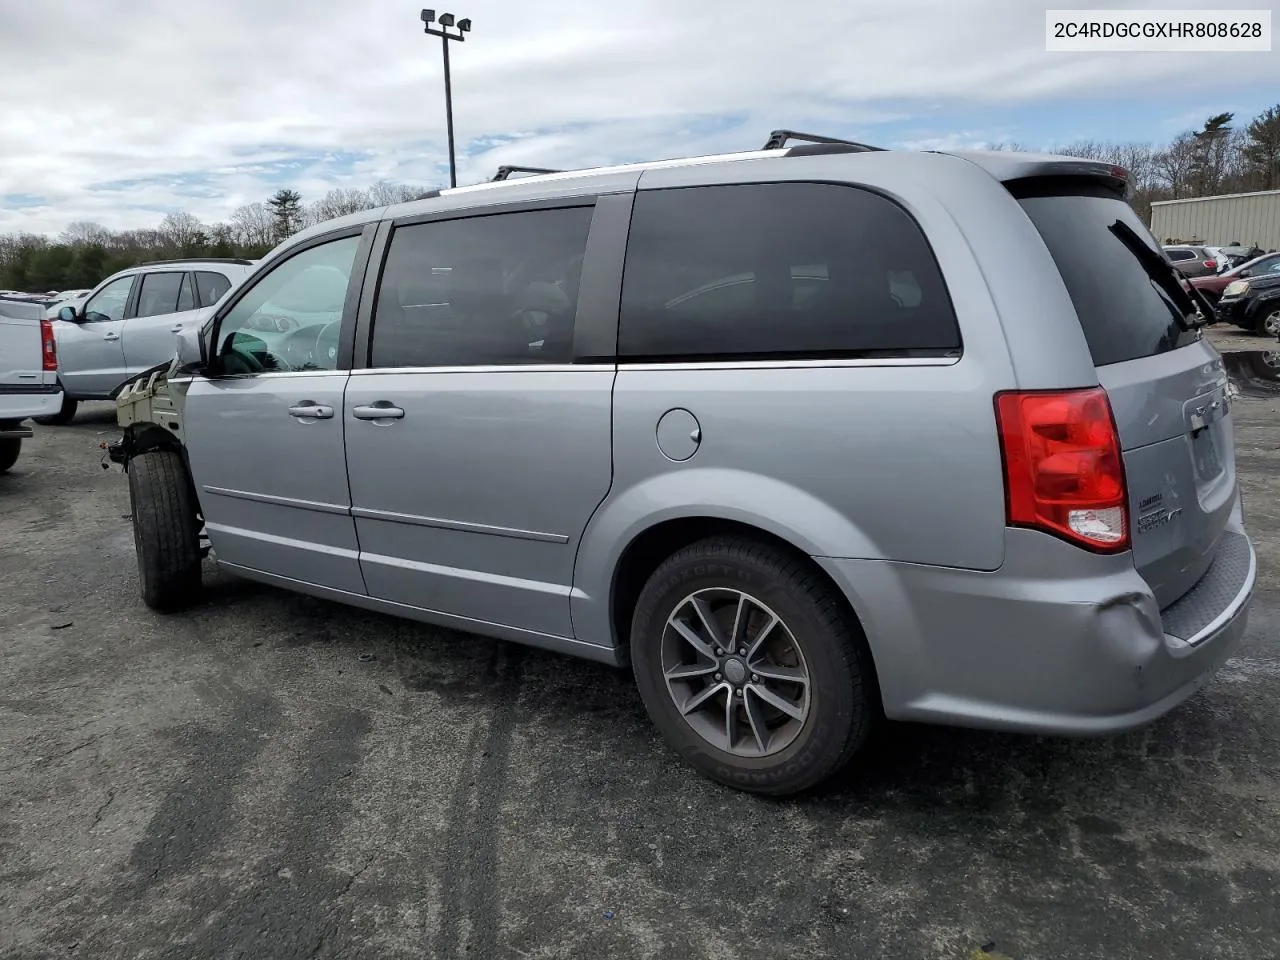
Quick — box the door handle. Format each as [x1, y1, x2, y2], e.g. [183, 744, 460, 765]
[289, 402, 334, 420]
[103, 332, 120, 341]
[352, 402, 405, 421]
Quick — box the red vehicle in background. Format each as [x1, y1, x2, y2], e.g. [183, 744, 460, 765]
[1191, 252, 1280, 305]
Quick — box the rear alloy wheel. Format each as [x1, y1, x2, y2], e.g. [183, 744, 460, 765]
[630, 536, 877, 796]
[128, 450, 202, 611]
[34, 392, 78, 426]
[1260, 309, 1280, 339]
[0, 438, 20, 473]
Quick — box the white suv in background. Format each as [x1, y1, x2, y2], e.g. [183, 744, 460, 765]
[38, 258, 253, 424]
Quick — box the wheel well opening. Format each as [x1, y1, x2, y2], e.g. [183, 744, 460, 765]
[610, 517, 872, 657]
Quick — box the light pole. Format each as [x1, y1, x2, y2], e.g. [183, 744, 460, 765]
[420, 9, 471, 189]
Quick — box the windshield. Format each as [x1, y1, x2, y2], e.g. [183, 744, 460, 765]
[1014, 185, 1201, 367]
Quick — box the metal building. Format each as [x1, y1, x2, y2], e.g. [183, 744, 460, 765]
[1150, 189, 1280, 249]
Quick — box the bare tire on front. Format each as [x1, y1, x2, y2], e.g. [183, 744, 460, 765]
[33, 392, 78, 426]
[0, 438, 20, 473]
[128, 450, 202, 611]
[630, 536, 877, 796]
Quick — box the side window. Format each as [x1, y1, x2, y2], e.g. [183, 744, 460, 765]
[135, 272, 184, 318]
[370, 206, 593, 368]
[618, 183, 960, 360]
[176, 273, 196, 312]
[1165, 249, 1194, 262]
[195, 271, 233, 307]
[214, 236, 360, 374]
[83, 276, 135, 323]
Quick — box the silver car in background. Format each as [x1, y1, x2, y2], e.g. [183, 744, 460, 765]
[38, 258, 252, 424]
[112, 139, 1255, 795]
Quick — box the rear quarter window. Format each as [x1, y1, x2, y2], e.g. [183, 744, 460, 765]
[618, 182, 960, 361]
[1014, 185, 1198, 367]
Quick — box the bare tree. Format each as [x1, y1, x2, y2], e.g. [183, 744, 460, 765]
[368, 180, 433, 206]
[1154, 133, 1198, 199]
[60, 221, 111, 245]
[307, 188, 373, 226]
[231, 202, 275, 247]
[157, 211, 205, 251]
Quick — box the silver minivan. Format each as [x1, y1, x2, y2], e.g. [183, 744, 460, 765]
[111, 137, 1256, 795]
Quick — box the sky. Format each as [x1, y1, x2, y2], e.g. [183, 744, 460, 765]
[1, 0, 1277, 236]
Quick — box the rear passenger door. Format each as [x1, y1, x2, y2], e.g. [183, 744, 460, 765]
[343, 199, 624, 639]
[121, 270, 198, 376]
[182, 229, 373, 594]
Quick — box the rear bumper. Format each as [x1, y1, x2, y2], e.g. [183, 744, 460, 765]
[818, 521, 1254, 737]
[0, 384, 63, 423]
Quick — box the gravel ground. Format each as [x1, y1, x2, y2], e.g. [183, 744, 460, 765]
[2, 330, 1278, 960]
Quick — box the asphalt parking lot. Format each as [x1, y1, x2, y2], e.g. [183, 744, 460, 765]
[3, 329, 1279, 960]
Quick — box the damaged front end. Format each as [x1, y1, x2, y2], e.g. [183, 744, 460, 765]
[104, 358, 195, 469]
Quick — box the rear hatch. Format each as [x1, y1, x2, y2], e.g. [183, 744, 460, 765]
[0, 298, 51, 394]
[1013, 183, 1234, 608]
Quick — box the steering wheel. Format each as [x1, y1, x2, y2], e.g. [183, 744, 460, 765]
[281, 320, 342, 370]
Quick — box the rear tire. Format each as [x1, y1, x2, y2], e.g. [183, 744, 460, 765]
[0, 438, 20, 473]
[34, 393, 78, 426]
[630, 536, 877, 796]
[128, 450, 202, 611]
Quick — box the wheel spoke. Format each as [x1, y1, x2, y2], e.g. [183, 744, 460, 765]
[749, 682, 805, 721]
[665, 662, 718, 681]
[743, 687, 770, 753]
[690, 596, 728, 651]
[744, 613, 780, 661]
[669, 615, 717, 660]
[680, 681, 727, 716]
[729, 594, 748, 651]
[751, 663, 808, 686]
[723, 690, 736, 751]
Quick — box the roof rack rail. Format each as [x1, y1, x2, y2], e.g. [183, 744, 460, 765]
[761, 129, 885, 153]
[491, 165, 564, 182]
[137, 257, 256, 267]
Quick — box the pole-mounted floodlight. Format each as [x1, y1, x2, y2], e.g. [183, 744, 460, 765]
[420, 9, 471, 188]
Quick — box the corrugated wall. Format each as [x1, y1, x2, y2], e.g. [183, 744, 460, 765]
[1150, 192, 1280, 249]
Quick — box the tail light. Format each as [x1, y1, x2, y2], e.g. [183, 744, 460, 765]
[994, 387, 1129, 553]
[1204, 259, 1217, 270]
[39, 319, 58, 372]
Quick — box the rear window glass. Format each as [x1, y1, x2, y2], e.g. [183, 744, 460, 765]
[1015, 187, 1199, 366]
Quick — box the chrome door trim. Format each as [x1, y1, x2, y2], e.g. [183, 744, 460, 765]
[350, 505, 569, 543]
[203, 485, 350, 515]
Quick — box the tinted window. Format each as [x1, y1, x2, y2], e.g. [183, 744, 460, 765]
[1164, 248, 1195, 262]
[215, 236, 359, 373]
[177, 273, 196, 312]
[618, 183, 960, 360]
[195, 271, 233, 307]
[83, 276, 135, 323]
[1018, 190, 1198, 366]
[371, 207, 592, 367]
[135, 272, 184, 318]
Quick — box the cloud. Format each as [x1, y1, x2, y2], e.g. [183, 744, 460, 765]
[1, 0, 1277, 235]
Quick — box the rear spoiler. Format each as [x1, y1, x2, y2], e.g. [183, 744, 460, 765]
[938, 151, 1132, 198]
